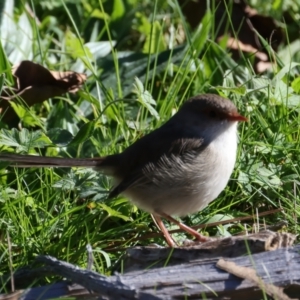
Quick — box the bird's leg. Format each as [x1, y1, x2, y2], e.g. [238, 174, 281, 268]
[152, 214, 177, 247]
[159, 212, 209, 243]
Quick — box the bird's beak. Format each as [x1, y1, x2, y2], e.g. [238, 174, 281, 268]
[227, 113, 248, 122]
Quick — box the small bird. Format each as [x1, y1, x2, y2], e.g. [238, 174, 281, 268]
[0, 94, 247, 247]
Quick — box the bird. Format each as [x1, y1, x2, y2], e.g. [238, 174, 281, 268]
[0, 94, 247, 247]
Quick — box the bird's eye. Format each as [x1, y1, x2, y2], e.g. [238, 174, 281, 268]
[209, 110, 217, 118]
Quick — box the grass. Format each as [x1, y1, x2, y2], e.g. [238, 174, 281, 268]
[0, 0, 300, 293]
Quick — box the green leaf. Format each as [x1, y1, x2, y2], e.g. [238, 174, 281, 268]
[97, 45, 186, 97]
[98, 203, 131, 221]
[257, 167, 274, 177]
[190, 10, 212, 56]
[47, 128, 74, 147]
[133, 77, 159, 119]
[215, 85, 246, 95]
[91, 9, 110, 20]
[134, 12, 151, 35]
[0, 128, 51, 152]
[291, 77, 300, 93]
[0, 0, 33, 62]
[206, 214, 234, 224]
[69, 121, 96, 146]
[65, 30, 92, 60]
[0, 42, 13, 82]
[53, 178, 75, 190]
[111, 0, 125, 21]
[273, 62, 300, 82]
[0, 73, 4, 94]
[143, 21, 166, 54]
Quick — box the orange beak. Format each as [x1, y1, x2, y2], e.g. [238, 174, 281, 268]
[227, 113, 248, 122]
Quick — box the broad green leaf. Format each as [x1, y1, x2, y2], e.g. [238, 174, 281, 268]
[69, 121, 96, 146]
[53, 178, 75, 190]
[96, 45, 186, 97]
[47, 128, 74, 146]
[0, 0, 33, 62]
[273, 62, 300, 82]
[0, 128, 50, 152]
[257, 167, 275, 178]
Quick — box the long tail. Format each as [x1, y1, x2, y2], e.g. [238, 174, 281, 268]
[0, 153, 105, 168]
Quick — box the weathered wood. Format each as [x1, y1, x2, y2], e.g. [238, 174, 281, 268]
[17, 246, 300, 299]
[1, 231, 298, 300]
[119, 246, 300, 299]
[34, 255, 160, 300]
[123, 230, 296, 272]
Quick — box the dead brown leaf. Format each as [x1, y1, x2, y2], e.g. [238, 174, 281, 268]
[0, 60, 86, 122]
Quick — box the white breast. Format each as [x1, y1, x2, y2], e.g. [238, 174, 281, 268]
[201, 122, 238, 204]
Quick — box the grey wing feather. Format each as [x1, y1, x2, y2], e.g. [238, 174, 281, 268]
[109, 138, 205, 198]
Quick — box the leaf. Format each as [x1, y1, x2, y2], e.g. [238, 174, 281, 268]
[47, 128, 74, 147]
[216, 225, 232, 237]
[143, 21, 166, 54]
[111, 0, 125, 21]
[0, 128, 51, 152]
[206, 214, 234, 224]
[85, 41, 116, 59]
[273, 62, 300, 82]
[0, 60, 87, 122]
[291, 77, 300, 94]
[237, 171, 250, 184]
[133, 77, 159, 119]
[215, 85, 246, 95]
[0, 187, 25, 202]
[257, 167, 275, 177]
[134, 12, 151, 34]
[285, 95, 300, 107]
[0, 42, 13, 82]
[96, 45, 186, 97]
[53, 178, 76, 190]
[69, 121, 96, 146]
[190, 10, 212, 56]
[0, 73, 4, 94]
[65, 30, 92, 60]
[91, 9, 110, 20]
[98, 203, 131, 221]
[0, 1, 33, 62]
[93, 248, 112, 268]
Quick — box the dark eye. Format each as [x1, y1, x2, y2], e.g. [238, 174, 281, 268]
[209, 110, 217, 118]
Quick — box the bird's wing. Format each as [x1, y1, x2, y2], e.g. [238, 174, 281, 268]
[108, 132, 206, 199]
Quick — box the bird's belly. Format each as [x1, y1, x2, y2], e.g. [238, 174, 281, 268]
[124, 142, 237, 216]
[124, 166, 231, 216]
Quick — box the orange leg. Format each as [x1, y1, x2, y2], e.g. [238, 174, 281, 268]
[152, 214, 176, 247]
[159, 212, 209, 243]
